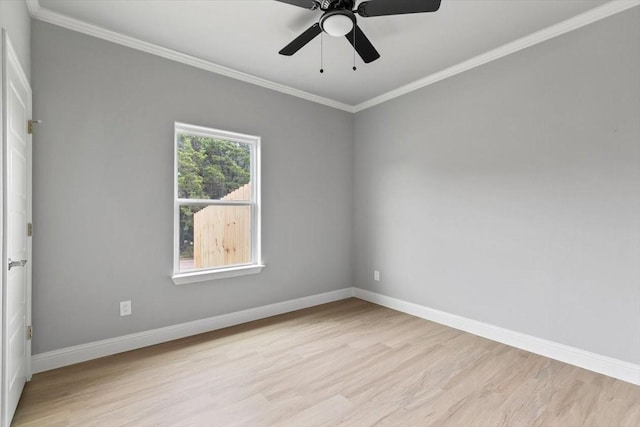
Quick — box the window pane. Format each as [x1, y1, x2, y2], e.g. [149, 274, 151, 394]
[179, 204, 252, 272]
[177, 133, 251, 201]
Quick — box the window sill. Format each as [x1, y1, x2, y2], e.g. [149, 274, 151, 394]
[172, 264, 265, 285]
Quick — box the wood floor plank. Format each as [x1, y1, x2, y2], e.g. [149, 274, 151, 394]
[12, 298, 640, 426]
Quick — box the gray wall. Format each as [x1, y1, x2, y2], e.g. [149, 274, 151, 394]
[31, 21, 353, 354]
[353, 9, 640, 364]
[0, 0, 30, 81]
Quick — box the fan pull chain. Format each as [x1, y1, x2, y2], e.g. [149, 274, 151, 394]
[320, 32, 324, 74]
[352, 28, 357, 71]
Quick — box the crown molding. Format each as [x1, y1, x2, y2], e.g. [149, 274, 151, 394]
[25, 0, 39, 15]
[353, 0, 640, 112]
[26, 0, 639, 113]
[26, 0, 355, 113]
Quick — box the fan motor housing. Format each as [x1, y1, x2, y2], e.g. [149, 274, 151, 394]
[321, 0, 355, 10]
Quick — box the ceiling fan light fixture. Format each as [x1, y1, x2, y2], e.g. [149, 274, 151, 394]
[320, 11, 354, 37]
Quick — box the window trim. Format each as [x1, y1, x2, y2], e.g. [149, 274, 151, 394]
[171, 122, 263, 284]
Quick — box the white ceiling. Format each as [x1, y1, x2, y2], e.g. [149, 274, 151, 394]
[33, 0, 619, 108]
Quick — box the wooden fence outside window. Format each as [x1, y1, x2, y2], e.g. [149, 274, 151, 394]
[193, 183, 251, 268]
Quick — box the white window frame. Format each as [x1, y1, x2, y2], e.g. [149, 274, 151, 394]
[171, 122, 263, 285]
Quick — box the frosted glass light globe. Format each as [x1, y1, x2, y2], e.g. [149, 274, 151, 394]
[322, 14, 354, 37]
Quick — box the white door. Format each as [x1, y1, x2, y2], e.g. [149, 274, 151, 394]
[1, 31, 32, 427]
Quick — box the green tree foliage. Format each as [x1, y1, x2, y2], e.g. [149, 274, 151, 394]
[178, 133, 251, 257]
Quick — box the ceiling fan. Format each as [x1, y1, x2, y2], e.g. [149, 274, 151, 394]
[276, 0, 442, 64]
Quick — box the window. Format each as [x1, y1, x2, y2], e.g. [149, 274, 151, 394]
[172, 123, 262, 284]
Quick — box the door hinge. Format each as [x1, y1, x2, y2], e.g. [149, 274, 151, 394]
[27, 222, 33, 237]
[27, 325, 33, 340]
[27, 119, 42, 135]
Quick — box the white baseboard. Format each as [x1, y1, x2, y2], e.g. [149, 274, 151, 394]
[32, 286, 640, 386]
[353, 288, 640, 386]
[32, 287, 354, 374]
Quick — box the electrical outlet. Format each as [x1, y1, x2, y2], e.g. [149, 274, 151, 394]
[374, 270, 380, 281]
[120, 300, 132, 316]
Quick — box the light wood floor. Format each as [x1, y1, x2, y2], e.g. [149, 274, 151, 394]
[13, 298, 640, 426]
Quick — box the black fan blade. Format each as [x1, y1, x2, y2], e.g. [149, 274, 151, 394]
[357, 0, 441, 17]
[345, 25, 380, 63]
[279, 23, 322, 56]
[274, 0, 318, 10]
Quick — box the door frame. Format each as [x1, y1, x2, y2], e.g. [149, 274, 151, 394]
[1, 29, 33, 427]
